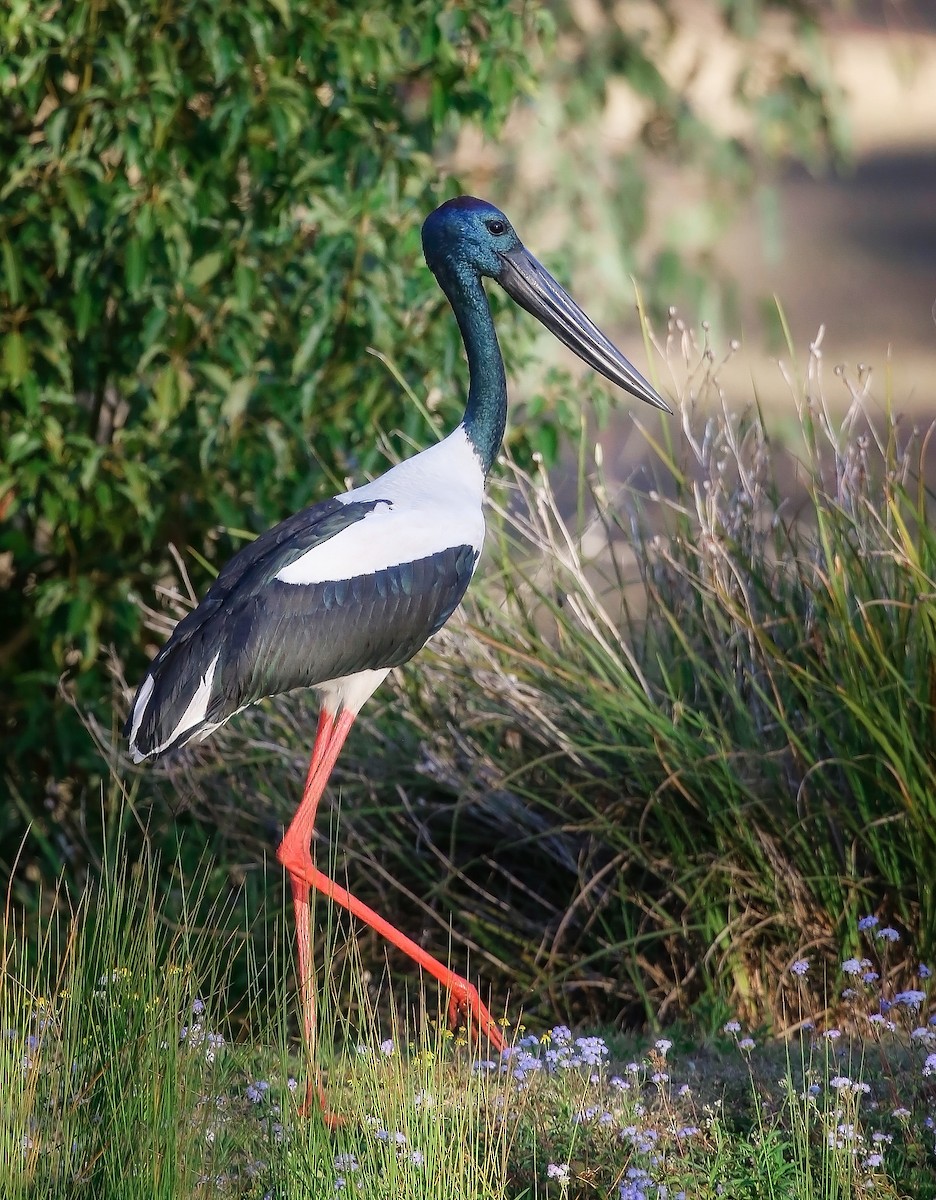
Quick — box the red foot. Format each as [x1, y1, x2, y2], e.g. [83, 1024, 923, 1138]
[447, 978, 507, 1053]
[299, 1072, 346, 1129]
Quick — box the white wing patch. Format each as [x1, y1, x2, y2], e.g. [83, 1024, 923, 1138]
[133, 650, 222, 762]
[276, 425, 485, 587]
[127, 674, 155, 760]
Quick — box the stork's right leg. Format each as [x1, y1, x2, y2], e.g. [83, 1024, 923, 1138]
[282, 855, 508, 1056]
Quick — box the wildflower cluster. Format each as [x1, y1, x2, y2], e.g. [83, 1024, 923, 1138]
[510, 1030, 709, 1197]
[480, 1025, 611, 1088]
[180, 998, 226, 1065]
[713, 910, 936, 1190]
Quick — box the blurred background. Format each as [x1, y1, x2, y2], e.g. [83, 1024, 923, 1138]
[454, 0, 936, 440]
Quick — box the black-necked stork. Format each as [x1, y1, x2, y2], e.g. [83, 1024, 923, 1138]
[126, 196, 669, 1120]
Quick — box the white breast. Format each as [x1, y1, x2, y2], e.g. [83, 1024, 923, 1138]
[275, 425, 486, 586]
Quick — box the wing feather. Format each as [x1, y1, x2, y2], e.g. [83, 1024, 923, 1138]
[126, 489, 477, 761]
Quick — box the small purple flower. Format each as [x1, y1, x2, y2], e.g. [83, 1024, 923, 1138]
[790, 958, 810, 977]
[620, 1167, 652, 1200]
[877, 927, 900, 943]
[923, 1054, 936, 1077]
[865, 1152, 884, 1169]
[895, 990, 926, 1009]
[547, 1162, 570, 1184]
[379, 1039, 394, 1056]
[723, 1020, 741, 1034]
[919, 964, 932, 979]
[828, 1121, 858, 1149]
[863, 971, 879, 984]
[858, 915, 879, 931]
[575, 1035, 609, 1065]
[738, 1037, 755, 1051]
[842, 958, 864, 976]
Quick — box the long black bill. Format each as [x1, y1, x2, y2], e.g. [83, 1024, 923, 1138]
[497, 245, 671, 413]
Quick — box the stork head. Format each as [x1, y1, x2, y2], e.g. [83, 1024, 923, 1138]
[421, 196, 670, 414]
[422, 196, 521, 281]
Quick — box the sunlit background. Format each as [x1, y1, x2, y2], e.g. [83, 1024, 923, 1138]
[458, 1, 936, 426]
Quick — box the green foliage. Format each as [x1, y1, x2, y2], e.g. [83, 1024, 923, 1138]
[0, 0, 539, 826]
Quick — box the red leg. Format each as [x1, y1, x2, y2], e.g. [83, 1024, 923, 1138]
[278, 706, 506, 1123]
[282, 856, 507, 1054]
[278, 706, 353, 1127]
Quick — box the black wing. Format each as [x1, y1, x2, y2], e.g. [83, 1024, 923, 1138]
[126, 496, 477, 759]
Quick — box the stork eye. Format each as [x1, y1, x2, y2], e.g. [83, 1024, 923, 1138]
[486, 219, 507, 236]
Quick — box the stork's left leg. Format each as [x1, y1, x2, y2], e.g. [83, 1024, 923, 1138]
[277, 705, 356, 1125]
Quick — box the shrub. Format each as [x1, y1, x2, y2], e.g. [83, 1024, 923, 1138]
[0, 0, 538, 840]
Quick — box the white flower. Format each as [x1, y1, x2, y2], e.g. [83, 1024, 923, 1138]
[547, 1162, 570, 1185]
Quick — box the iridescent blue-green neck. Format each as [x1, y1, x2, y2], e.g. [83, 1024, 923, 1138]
[438, 265, 507, 477]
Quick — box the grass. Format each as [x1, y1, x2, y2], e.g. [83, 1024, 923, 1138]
[3, 836, 936, 1198]
[347, 318, 936, 1030]
[8, 321, 936, 1195]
